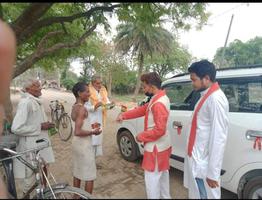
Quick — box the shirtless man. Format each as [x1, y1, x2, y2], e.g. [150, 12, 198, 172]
[71, 82, 101, 195]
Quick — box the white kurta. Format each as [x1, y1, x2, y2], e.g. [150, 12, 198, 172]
[183, 88, 229, 199]
[84, 90, 110, 147]
[11, 92, 55, 178]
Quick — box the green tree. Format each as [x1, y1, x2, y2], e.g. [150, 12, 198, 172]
[115, 5, 173, 101]
[73, 34, 105, 83]
[92, 42, 125, 97]
[213, 37, 262, 68]
[1, 3, 209, 120]
[144, 40, 192, 78]
[1, 3, 121, 121]
[60, 63, 78, 90]
[1, 3, 122, 79]
[114, 3, 209, 101]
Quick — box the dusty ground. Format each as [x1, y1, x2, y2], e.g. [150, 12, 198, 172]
[9, 89, 237, 199]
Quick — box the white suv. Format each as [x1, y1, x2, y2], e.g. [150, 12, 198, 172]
[116, 65, 262, 199]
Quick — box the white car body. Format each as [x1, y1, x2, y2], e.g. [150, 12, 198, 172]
[116, 65, 262, 198]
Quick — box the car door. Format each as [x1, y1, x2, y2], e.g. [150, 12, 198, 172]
[218, 77, 262, 183]
[164, 81, 200, 171]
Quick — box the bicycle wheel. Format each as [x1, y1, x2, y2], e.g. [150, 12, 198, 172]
[58, 113, 73, 141]
[41, 185, 92, 199]
[51, 109, 55, 123]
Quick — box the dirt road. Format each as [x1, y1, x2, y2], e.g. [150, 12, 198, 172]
[10, 89, 237, 199]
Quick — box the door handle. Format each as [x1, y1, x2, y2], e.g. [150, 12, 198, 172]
[246, 130, 262, 141]
[173, 121, 182, 129]
[173, 121, 183, 135]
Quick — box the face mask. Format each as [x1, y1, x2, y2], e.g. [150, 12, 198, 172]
[145, 92, 154, 97]
[196, 87, 207, 93]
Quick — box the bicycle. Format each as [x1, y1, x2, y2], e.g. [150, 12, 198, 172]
[0, 134, 92, 199]
[49, 100, 73, 141]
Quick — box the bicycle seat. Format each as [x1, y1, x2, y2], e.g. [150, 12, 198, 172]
[0, 134, 18, 159]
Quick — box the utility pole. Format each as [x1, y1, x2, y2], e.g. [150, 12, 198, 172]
[220, 14, 234, 68]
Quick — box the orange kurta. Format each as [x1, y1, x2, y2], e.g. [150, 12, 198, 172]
[88, 83, 108, 126]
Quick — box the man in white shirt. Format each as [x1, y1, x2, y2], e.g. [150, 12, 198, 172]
[183, 60, 229, 199]
[11, 79, 55, 197]
[85, 75, 112, 158]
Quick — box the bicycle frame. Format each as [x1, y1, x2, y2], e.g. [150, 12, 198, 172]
[50, 100, 66, 126]
[0, 139, 57, 199]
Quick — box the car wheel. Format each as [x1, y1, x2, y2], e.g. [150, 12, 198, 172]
[243, 176, 262, 199]
[117, 130, 140, 162]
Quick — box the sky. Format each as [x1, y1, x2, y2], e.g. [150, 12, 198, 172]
[71, 3, 262, 76]
[177, 3, 262, 60]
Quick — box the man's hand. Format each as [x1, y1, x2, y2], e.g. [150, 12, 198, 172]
[136, 134, 142, 143]
[92, 128, 102, 135]
[41, 122, 55, 130]
[116, 113, 123, 123]
[94, 102, 102, 110]
[206, 177, 219, 188]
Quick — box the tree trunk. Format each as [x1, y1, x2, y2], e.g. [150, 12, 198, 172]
[132, 53, 144, 102]
[12, 3, 53, 45]
[107, 71, 112, 98]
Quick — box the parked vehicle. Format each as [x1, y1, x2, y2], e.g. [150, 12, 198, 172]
[116, 65, 262, 199]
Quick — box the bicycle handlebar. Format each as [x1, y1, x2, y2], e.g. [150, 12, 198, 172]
[0, 138, 49, 162]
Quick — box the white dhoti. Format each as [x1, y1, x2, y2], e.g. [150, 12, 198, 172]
[72, 136, 96, 181]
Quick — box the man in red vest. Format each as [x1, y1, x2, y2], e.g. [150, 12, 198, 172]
[183, 60, 229, 199]
[116, 72, 172, 199]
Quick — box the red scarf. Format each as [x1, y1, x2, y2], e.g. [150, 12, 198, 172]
[187, 82, 220, 157]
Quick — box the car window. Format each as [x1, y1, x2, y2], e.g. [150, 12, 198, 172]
[164, 82, 200, 111]
[164, 77, 262, 113]
[219, 78, 262, 113]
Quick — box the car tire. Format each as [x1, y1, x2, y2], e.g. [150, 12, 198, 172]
[117, 130, 140, 162]
[243, 176, 262, 199]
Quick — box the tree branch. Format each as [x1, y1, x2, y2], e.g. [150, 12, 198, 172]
[13, 24, 97, 78]
[40, 24, 97, 57]
[61, 22, 68, 34]
[36, 30, 64, 52]
[17, 4, 121, 45]
[11, 3, 53, 40]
